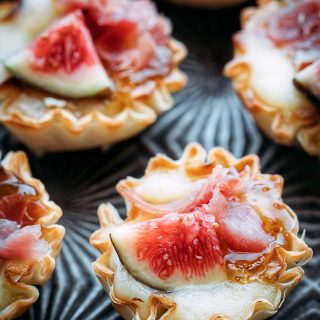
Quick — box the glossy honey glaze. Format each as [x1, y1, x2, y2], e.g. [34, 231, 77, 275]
[0, 1, 21, 22]
[225, 210, 292, 285]
[0, 166, 47, 226]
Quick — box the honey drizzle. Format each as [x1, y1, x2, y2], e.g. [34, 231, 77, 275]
[225, 211, 291, 285]
[223, 175, 292, 285]
[0, 166, 47, 226]
[226, 246, 287, 284]
[0, 0, 21, 22]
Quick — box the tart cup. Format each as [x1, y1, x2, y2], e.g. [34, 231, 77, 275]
[0, 151, 64, 320]
[224, 0, 320, 155]
[91, 143, 312, 320]
[0, 0, 187, 154]
[0, 39, 186, 154]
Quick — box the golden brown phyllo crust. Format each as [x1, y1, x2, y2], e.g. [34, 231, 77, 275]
[0, 0, 187, 153]
[0, 151, 64, 320]
[224, 0, 320, 155]
[91, 143, 312, 320]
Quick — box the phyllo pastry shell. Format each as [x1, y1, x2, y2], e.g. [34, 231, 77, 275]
[0, 151, 64, 319]
[0, 0, 186, 154]
[91, 143, 312, 320]
[224, 0, 320, 155]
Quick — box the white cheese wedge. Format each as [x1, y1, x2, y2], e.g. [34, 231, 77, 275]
[135, 170, 204, 204]
[243, 33, 314, 111]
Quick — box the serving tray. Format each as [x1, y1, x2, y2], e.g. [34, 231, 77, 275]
[2, 1, 319, 319]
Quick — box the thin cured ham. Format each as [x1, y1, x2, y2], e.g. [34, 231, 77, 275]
[267, 0, 320, 98]
[267, 1, 320, 47]
[0, 219, 51, 261]
[209, 189, 273, 253]
[118, 166, 252, 216]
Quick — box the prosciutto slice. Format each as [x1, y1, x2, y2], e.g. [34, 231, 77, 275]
[0, 219, 51, 261]
[118, 166, 252, 216]
[268, 0, 320, 47]
[267, 0, 320, 99]
[209, 189, 273, 253]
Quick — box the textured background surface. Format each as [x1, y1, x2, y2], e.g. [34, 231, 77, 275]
[2, 1, 319, 319]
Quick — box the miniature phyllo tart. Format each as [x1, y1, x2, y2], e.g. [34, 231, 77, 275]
[91, 144, 312, 320]
[0, 0, 186, 153]
[225, 0, 320, 155]
[0, 151, 64, 319]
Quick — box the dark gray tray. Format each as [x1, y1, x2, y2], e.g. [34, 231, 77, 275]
[3, 1, 319, 319]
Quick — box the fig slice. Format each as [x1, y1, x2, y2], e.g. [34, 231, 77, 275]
[110, 212, 226, 291]
[5, 10, 113, 98]
[267, 0, 320, 47]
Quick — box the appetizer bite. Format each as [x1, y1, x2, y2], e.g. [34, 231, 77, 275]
[169, 0, 247, 8]
[0, 151, 64, 319]
[0, 0, 186, 153]
[91, 143, 312, 320]
[225, 0, 320, 155]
